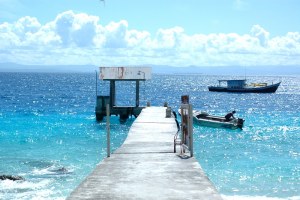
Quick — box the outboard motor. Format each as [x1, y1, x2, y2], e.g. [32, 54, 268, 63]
[237, 118, 245, 129]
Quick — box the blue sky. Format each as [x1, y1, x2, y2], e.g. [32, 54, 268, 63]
[0, 0, 300, 67]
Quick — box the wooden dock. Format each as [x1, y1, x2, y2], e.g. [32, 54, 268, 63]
[67, 107, 223, 200]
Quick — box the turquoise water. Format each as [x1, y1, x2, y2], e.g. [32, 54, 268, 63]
[0, 72, 299, 200]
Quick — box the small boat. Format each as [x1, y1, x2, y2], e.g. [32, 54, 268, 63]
[193, 110, 244, 129]
[179, 109, 244, 129]
[208, 79, 281, 93]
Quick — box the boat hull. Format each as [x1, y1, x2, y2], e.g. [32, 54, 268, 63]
[179, 110, 244, 129]
[208, 82, 281, 93]
[193, 115, 244, 130]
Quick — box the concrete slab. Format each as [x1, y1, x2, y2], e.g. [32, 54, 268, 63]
[67, 107, 223, 200]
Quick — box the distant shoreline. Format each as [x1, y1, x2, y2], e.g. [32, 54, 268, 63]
[0, 63, 299, 75]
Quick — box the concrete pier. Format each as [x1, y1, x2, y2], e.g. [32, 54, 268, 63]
[67, 107, 222, 200]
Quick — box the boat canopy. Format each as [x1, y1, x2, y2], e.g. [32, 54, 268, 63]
[218, 79, 246, 88]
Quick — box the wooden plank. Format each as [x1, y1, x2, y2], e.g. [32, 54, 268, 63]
[67, 107, 223, 200]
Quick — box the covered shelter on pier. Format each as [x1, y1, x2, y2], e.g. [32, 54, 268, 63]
[95, 67, 151, 122]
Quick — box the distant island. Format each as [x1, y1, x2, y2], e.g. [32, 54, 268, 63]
[0, 62, 299, 75]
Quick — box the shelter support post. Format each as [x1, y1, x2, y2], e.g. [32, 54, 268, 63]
[109, 80, 116, 107]
[136, 80, 140, 107]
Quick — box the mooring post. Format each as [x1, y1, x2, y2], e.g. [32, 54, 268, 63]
[180, 95, 193, 157]
[106, 104, 110, 157]
[188, 104, 193, 157]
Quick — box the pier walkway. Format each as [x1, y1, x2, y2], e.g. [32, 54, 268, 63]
[67, 107, 222, 200]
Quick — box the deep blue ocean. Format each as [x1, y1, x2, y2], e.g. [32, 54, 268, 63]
[0, 72, 299, 200]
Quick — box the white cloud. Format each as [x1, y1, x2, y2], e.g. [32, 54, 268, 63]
[154, 26, 184, 49]
[104, 20, 129, 48]
[0, 22, 20, 48]
[0, 11, 300, 66]
[250, 24, 270, 47]
[54, 10, 99, 47]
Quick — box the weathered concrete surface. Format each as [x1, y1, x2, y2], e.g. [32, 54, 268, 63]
[67, 107, 222, 200]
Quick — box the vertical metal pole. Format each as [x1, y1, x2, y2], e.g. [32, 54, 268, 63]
[106, 104, 110, 157]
